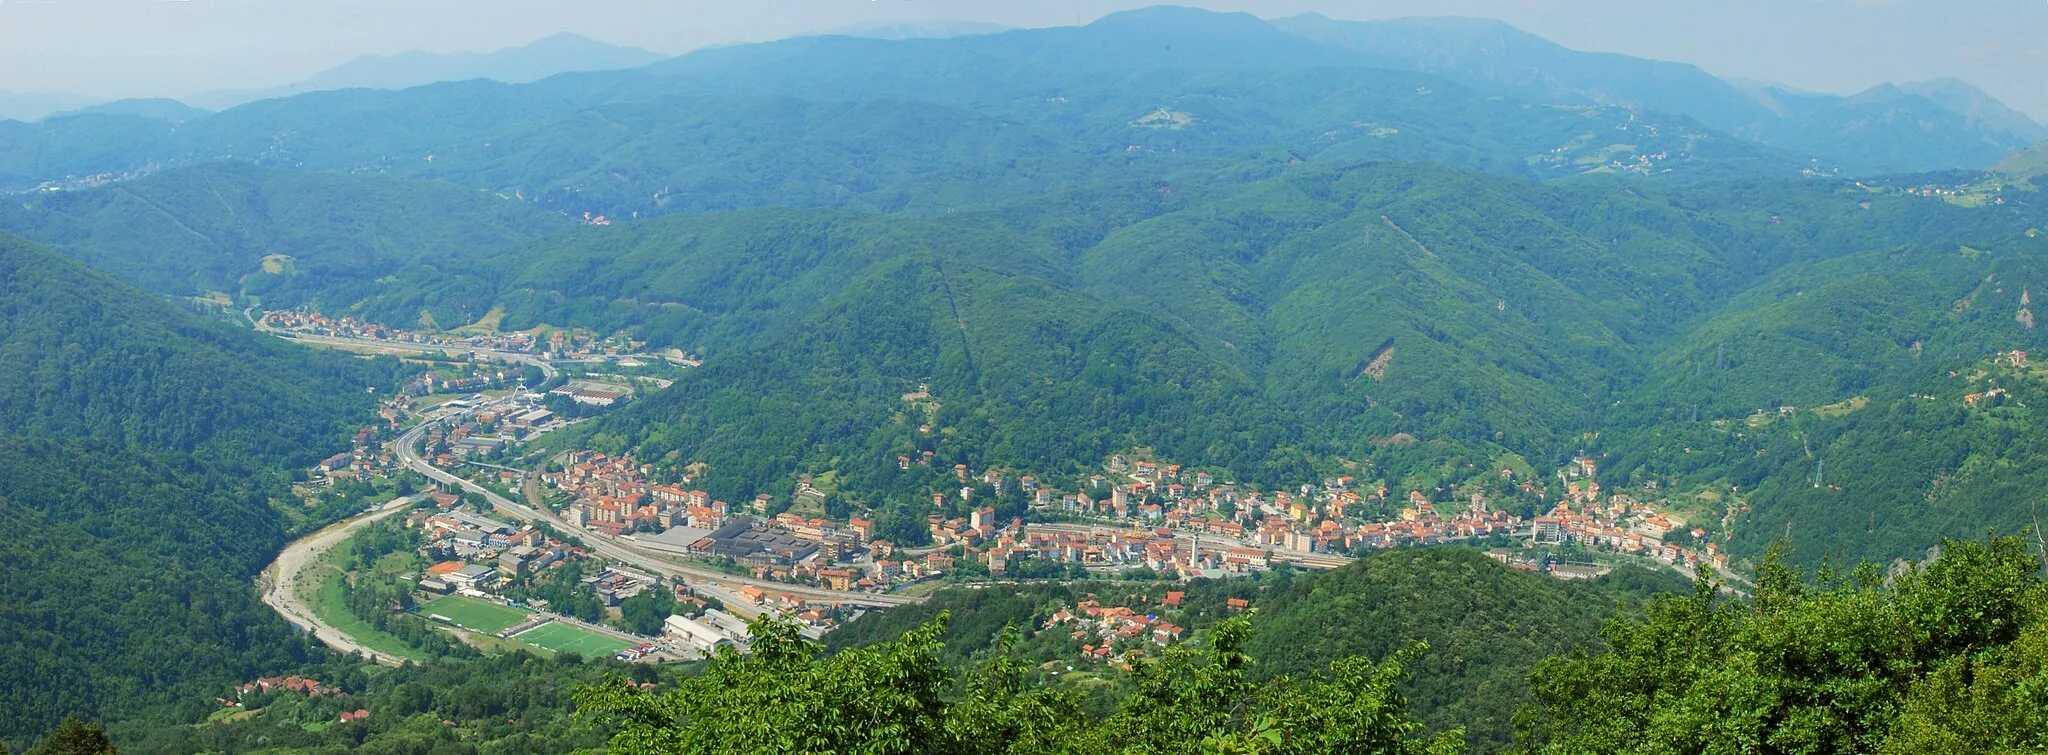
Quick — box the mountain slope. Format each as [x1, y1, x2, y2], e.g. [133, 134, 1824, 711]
[826, 20, 1014, 40]
[1271, 14, 1773, 128]
[1245, 549, 1687, 751]
[1996, 140, 2048, 182]
[49, 98, 211, 123]
[1898, 78, 2048, 144]
[188, 33, 667, 110]
[544, 163, 2033, 535]
[0, 234, 400, 741]
[0, 234, 398, 459]
[0, 162, 564, 321]
[0, 91, 99, 123]
[0, 7, 1797, 202]
[1271, 13, 2043, 173]
[822, 548, 1690, 753]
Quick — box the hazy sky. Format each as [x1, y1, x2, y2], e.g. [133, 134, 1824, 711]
[2, 0, 2044, 119]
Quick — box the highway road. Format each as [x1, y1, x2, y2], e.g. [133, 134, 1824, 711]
[394, 404, 920, 609]
[259, 494, 423, 666]
[251, 316, 915, 612]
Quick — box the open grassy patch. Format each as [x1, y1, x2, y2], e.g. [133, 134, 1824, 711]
[1810, 396, 1871, 418]
[419, 595, 534, 634]
[301, 550, 426, 662]
[448, 305, 508, 336]
[511, 621, 637, 657]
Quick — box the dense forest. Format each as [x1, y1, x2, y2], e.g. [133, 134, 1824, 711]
[7, 120, 2045, 576]
[0, 236, 405, 744]
[816, 549, 1691, 752]
[532, 162, 2048, 568]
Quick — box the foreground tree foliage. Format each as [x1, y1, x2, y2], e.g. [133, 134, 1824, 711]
[25, 719, 115, 755]
[577, 612, 1462, 755]
[1518, 536, 2048, 754]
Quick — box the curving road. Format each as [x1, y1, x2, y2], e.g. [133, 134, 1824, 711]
[260, 495, 423, 666]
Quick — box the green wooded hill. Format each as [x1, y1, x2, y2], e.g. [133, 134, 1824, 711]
[0, 234, 404, 744]
[820, 549, 1691, 753]
[0, 162, 564, 333]
[538, 161, 2045, 567]
[764, 537, 2048, 755]
[8, 149, 2044, 571]
[0, 7, 1801, 211]
[1268, 15, 2047, 175]
[1998, 140, 2048, 182]
[0, 162, 562, 321]
[5, 6, 2033, 202]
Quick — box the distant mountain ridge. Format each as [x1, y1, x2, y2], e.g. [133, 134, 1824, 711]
[187, 33, 667, 110]
[49, 98, 211, 123]
[826, 20, 1013, 40]
[1270, 12, 2044, 173]
[0, 91, 100, 123]
[0, 6, 2032, 197]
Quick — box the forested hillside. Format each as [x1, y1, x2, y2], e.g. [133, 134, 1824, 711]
[619, 539, 2045, 754]
[0, 235, 405, 743]
[0, 163, 563, 325]
[2000, 140, 2048, 182]
[0, 7, 1801, 210]
[11, 142, 2044, 572]
[820, 549, 1690, 752]
[1522, 537, 2048, 754]
[7, 6, 2035, 205]
[1269, 14, 2046, 174]
[537, 161, 2046, 567]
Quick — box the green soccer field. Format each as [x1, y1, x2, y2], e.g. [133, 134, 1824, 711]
[512, 621, 638, 657]
[419, 595, 534, 634]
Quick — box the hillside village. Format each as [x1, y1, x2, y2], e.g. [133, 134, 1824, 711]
[535, 440, 1731, 598]
[259, 309, 643, 360]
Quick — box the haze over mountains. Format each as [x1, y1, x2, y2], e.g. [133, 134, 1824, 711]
[4, 6, 2048, 752]
[1272, 13, 2047, 172]
[0, 8, 2039, 182]
[184, 33, 669, 111]
[0, 33, 667, 121]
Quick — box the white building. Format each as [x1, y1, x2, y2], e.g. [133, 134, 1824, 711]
[664, 615, 735, 651]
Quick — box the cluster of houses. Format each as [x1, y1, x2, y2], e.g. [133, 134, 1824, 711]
[260, 309, 646, 361]
[1528, 497, 1727, 572]
[408, 500, 581, 595]
[1523, 458, 1731, 573]
[542, 437, 1727, 595]
[406, 369, 515, 397]
[1045, 597, 1188, 666]
[547, 452, 724, 536]
[944, 455, 1525, 564]
[1039, 591, 1251, 669]
[544, 455, 961, 596]
[232, 676, 339, 699]
[419, 395, 559, 464]
[216, 675, 369, 723]
[723, 537, 955, 595]
[311, 426, 399, 483]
